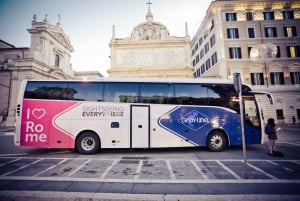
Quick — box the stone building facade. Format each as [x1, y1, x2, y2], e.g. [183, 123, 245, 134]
[191, 0, 300, 124]
[108, 6, 193, 78]
[0, 15, 102, 127]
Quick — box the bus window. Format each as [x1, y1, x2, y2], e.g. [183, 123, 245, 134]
[206, 84, 239, 112]
[140, 83, 173, 104]
[24, 81, 70, 100]
[244, 98, 260, 128]
[174, 84, 208, 105]
[68, 82, 104, 102]
[104, 83, 139, 103]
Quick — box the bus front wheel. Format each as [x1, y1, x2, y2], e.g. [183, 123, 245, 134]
[76, 131, 100, 154]
[206, 130, 227, 152]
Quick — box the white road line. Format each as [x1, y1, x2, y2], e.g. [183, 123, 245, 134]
[68, 159, 91, 177]
[134, 160, 143, 180]
[1, 159, 43, 177]
[190, 160, 209, 179]
[166, 160, 176, 180]
[0, 153, 28, 157]
[100, 159, 118, 179]
[247, 162, 278, 179]
[0, 157, 22, 167]
[267, 160, 279, 166]
[33, 159, 68, 177]
[2, 176, 300, 184]
[216, 161, 242, 179]
[277, 142, 300, 147]
[291, 160, 300, 165]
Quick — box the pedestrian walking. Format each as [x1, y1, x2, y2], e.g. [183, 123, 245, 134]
[265, 118, 283, 157]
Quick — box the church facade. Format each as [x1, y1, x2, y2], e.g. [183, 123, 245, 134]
[0, 15, 102, 127]
[108, 7, 193, 78]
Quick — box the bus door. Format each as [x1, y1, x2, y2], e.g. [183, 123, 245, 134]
[244, 96, 262, 144]
[130, 105, 150, 148]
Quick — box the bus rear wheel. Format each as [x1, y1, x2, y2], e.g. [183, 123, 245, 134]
[206, 130, 227, 152]
[76, 131, 100, 154]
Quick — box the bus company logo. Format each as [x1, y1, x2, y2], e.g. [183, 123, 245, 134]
[179, 110, 209, 131]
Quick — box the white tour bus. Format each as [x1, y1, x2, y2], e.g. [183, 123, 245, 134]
[15, 77, 270, 154]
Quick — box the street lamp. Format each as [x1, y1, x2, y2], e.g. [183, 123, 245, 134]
[250, 43, 278, 88]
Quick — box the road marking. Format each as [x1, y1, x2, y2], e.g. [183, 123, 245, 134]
[216, 161, 242, 179]
[33, 159, 68, 177]
[247, 162, 278, 179]
[100, 159, 118, 179]
[0, 153, 28, 157]
[166, 160, 176, 180]
[1, 157, 299, 184]
[68, 159, 91, 177]
[134, 160, 143, 180]
[1, 158, 43, 176]
[1, 175, 300, 184]
[278, 142, 300, 147]
[0, 157, 22, 167]
[190, 160, 209, 179]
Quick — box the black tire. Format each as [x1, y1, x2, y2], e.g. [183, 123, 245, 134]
[76, 131, 100, 154]
[206, 130, 227, 152]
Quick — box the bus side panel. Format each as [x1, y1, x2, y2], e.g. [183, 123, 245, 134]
[55, 102, 131, 149]
[20, 99, 79, 148]
[157, 106, 242, 147]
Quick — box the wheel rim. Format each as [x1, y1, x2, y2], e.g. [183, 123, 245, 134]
[81, 137, 95, 151]
[209, 134, 224, 149]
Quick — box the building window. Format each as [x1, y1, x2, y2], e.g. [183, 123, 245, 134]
[211, 52, 217, 66]
[283, 10, 294, 19]
[201, 64, 205, 74]
[195, 43, 198, 51]
[265, 27, 277, 37]
[276, 109, 284, 120]
[205, 59, 211, 70]
[287, 46, 300, 57]
[196, 54, 199, 64]
[284, 26, 297, 37]
[270, 72, 284, 85]
[204, 42, 210, 53]
[290, 72, 300, 84]
[229, 47, 242, 59]
[227, 28, 239, 39]
[248, 47, 252, 58]
[210, 35, 215, 47]
[263, 11, 274, 20]
[250, 73, 264, 85]
[200, 49, 204, 59]
[55, 54, 60, 67]
[276, 46, 281, 58]
[246, 12, 253, 21]
[226, 13, 237, 21]
[199, 37, 203, 46]
[248, 27, 255, 38]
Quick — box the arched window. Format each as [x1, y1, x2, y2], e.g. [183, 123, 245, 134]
[55, 54, 60, 67]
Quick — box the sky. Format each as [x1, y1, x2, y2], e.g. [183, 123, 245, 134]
[0, 0, 212, 76]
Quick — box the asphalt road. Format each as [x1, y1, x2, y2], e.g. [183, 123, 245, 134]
[0, 124, 300, 201]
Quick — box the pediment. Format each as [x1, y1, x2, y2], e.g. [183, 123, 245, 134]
[288, 62, 300, 68]
[131, 21, 169, 41]
[48, 28, 74, 52]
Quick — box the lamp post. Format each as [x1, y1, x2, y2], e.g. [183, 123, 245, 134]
[250, 43, 278, 87]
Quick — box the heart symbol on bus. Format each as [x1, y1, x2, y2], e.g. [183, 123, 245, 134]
[32, 108, 46, 119]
